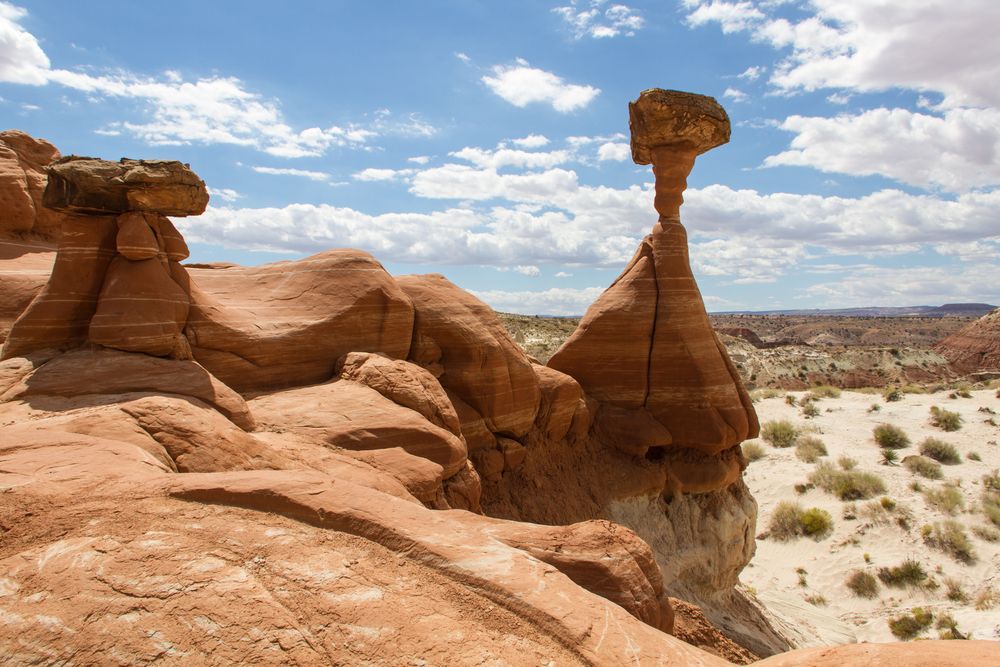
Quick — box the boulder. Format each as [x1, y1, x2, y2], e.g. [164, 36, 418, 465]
[0, 130, 64, 239]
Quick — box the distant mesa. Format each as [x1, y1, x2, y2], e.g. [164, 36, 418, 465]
[934, 307, 1000, 374]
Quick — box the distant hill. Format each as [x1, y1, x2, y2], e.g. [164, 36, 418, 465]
[712, 303, 996, 318]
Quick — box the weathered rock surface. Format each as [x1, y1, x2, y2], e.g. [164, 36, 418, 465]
[44, 156, 209, 216]
[0, 130, 65, 239]
[185, 251, 414, 392]
[934, 307, 1000, 374]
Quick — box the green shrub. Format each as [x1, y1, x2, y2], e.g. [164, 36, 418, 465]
[888, 608, 934, 640]
[867, 403, 881, 413]
[936, 612, 968, 640]
[883, 387, 903, 402]
[930, 406, 963, 431]
[809, 462, 886, 500]
[873, 423, 910, 449]
[846, 570, 879, 598]
[919, 437, 960, 464]
[767, 501, 834, 541]
[761, 420, 799, 448]
[923, 520, 977, 564]
[903, 455, 943, 479]
[742, 441, 766, 462]
[877, 559, 928, 588]
[924, 483, 964, 515]
[795, 436, 828, 463]
[880, 448, 898, 465]
[785, 394, 798, 406]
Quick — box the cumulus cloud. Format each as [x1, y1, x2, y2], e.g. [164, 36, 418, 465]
[511, 134, 550, 148]
[764, 107, 1000, 193]
[737, 65, 764, 81]
[207, 187, 242, 202]
[494, 264, 541, 277]
[804, 263, 1000, 308]
[482, 59, 600, 112]
[596, 142, 629, 161]
[553, 1, 645, 39]
[470, 286, 605, 316]
[722, 87, 748, 102]
[450, 145, 571, 170]
[0, 2, 49, 85]
[353, 167, 415, 182]
[252, 166, 330, 181]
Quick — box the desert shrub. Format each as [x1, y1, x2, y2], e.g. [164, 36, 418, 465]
[975, 588, 998, 610]
[930, 406, 963, 431]
[888, 608, 933, 640]
[838, 456, 857, 470]
[750, 388, 783, 401]
[803, 593, 827, 606]
[877, 559, 927, 588]
[742, 441, 766, 462]
[785, 394, 798, 406]
[945, 578, 968, 602]
[880, 448, 898, 465]
[968, 451, 982, 461]
[767, 501, 833, 540]
[953, 385, 972, 398]
[922, 520, 976, 563]
[972, 524, 1000, 542]
[761, 420, 799, 448]
[982, 470, 1000, 527]
[801, 402, 820, 418]
[810, 462, 886, 500]
[867, 403, 881, 413]
[796, 567, 808, 587]
[883, 387, 903, 402]
[873, 424, 910, 449]
[845, 570, 879, 598]
[919, 437, 960, 464]
[795, 436, 827, 463]
[808, 385, 841, 399]
[903, 455, 943, 479]
[935, 612, 968, 640]
[923, 483, 964, 515]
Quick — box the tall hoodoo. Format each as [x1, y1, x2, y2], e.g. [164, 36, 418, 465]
[548, 89, 758, 496]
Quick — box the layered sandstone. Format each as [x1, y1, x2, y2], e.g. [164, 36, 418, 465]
[934, 307, 1000, 374]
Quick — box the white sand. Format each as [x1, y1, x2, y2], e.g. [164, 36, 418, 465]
[741, 387, 1000, 645]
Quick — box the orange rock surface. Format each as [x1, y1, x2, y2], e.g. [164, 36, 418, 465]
[934, 307, 1000, 373]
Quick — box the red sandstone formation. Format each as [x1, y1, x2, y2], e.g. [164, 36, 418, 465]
[2, 109, 998, 666]
[934, 307, 1000, 374]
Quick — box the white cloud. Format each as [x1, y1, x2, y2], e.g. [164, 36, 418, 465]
[553, 1, 645, 39]
[482, 60, 600, 112]
[207, 187, 242, 202]
[0, 2, 49, 85]
[450, 145, 571, 170]
[722, 87, 748, 102]
[495, 264, 541, 277]
[764, 107, 1000, 193]
[596, 142, 629, 161]
[737, 65, 764, 81]
[555, 271, 573, 278]
[455, 52, 471, 63]
[511, 134, 550, 148]
[407, 155, 431, 165]
[804, 263, 1000, 308]
[352, 167, 415, 182]
[251, 166, 330, 181]
[471, 286, 605, 316]
[684, 0, 1000, 109]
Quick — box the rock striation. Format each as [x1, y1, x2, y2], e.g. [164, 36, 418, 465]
[934, 307, 1000, 374]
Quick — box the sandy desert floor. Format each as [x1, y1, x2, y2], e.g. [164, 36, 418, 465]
[742, 386, 1000, 646]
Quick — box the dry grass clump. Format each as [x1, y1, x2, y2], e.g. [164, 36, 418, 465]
[795, 435, 828, 463]
[845, 570, 879, 599]
[803, 593, 827, 606]
[944, 577, 968, 602]
[750, 388, 783, 401]
[919, 437, 960, 464]
[877, 559, 928, 588]
[888, 607, 933, 640]
[972, 524, 1000, 542]
[873, 423, 910, 449]
[838, 456, 858, 470]
[742, 441, 766, 462]
[975, 587, 999, 610]
[903, 455, 943, 479]
[806, 385, 841, 399]
[883, 387, 904, 402]
[810, 461, 886, 500]
[930, 405, 963, 431]
[921, 520, 976, 564]
[761, 420, 799, 448]
[801, 401, 820, 418]
[982, 469, 1000, 527]
[860, 496, 912, 528]
[923, 483, 965, 515]
[968, 451, 982, 461]
[767, 501, 834, 540]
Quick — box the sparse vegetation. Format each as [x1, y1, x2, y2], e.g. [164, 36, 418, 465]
[935, 612, 968, 640]
[982, 470, 1000, 527]
[930, 406, 963, 431]
[761, 420, 799, 448]
[923, 483, 964, 515]
[944, 578, 968, 602]
[801, 401, 820, 418]
[742, 441, 766, 462]
[972, 524, 1000, 542]
[803, 593, 827, 606]
[795, 436, 827, 463]
[810, 461, 886, 500]
[975, 587, 998, 611]
[807, 385, 841, 399]
[903, 455, 943, 479]
[922, 520, 976, 563]
[877, 559, 928, 588]
[838, 456, 857, 470]
[919, 437, 960, 464]
[883, 387, 903, 402]
[867, 403, 881, 413]
[888, 607, 934, 640]
[750, 388, 783, 401]
[767, 501, 833, 540]
[968, 451, 982, 461]
[873, 423, 910, 449]
[846, 570, 879, 598]
[785, 394, 797, 406]
[880, 448, 898, 465]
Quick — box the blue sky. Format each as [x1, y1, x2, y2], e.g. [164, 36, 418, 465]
[1, 0, 997, 314]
